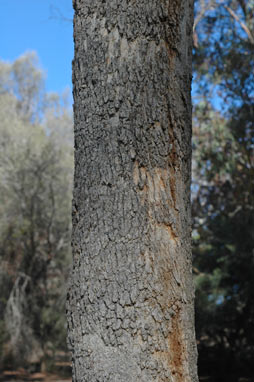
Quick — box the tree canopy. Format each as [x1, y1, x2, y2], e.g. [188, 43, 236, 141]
[0, 52, 73, 370]
[192, 0, 254, 379]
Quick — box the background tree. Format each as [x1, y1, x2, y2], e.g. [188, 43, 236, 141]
[67, 1, 197, 381]
[0, 52, 73, 370]
[192, 0, 254, 379]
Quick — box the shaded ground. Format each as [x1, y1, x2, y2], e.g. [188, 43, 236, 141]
[199, 378, 253, 382]
[0, 362, 71, 382]
[1, 370, 252, 382]
[0, 369, 71, 382]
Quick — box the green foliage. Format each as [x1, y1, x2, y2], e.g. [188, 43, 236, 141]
[193, 0, 254, 379]
[0, 52, 73, 370]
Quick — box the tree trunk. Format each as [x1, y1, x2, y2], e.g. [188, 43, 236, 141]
[67, 0, 198, 381]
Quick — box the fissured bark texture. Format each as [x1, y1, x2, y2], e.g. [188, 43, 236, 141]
[67, 0, 198, 381]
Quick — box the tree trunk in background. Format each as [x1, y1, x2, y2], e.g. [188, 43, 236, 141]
[67, 0, 197, 381]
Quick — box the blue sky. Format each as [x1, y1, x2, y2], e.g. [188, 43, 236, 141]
[0, 0, 73, 93]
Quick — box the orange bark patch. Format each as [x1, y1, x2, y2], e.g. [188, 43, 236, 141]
[164, 223, 178, 242]
[133, 160, 140, 186]
[168, 308, 186, 381]
[153, 305, 189, 382]
[169, 166, 177, 207]
[133, 162, 180, 241]
[133, 162, 174, 205]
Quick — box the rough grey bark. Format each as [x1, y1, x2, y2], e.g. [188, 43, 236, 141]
[67, 0, 198, 381]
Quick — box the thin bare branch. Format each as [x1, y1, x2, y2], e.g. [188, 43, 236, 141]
[49, 5, 72, 23]
[223, 4, 254, 44]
